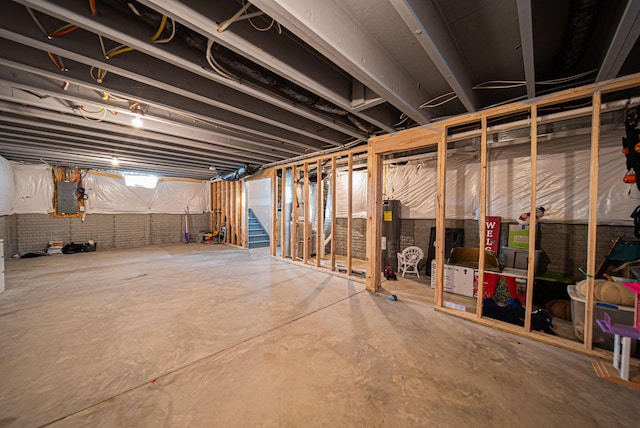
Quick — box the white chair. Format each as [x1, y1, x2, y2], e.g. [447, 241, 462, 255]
[397, 246, 424, 278]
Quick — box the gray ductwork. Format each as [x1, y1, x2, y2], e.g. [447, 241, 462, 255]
[219, 165, 260, 181]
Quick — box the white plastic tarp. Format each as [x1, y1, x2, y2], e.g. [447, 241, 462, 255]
[11, 162, 53, 214]
[84, 172, 208, 214]
[338, 130, 637, 224]
[335, 170, 368, 218]
[0, 156, 14, 215]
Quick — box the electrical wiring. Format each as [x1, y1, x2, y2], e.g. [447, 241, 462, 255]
[248, 16, 274, 32]
[48, 23, 78, 39]
[150, 15, 167, 41]
[151, 16, 176, 43]
[89, 66, 107, 83]
[98, 34, 107, 57]
[76, 106, 107, 122]
[218, 2, 252, 32]
[127, 2, 141, 16]
[47, 52, 67, 72]
[25, 6, 48, 38]
[419, 91, 458, 109]
[537, 68, 597, 85]
[421, 69, 603, 109]
[91, 44, 135, 83]
[89, 0, 97, 16]
[105, 45, 134, 59]
[205, 38, 239, 81]
[472, 80, 526, 90]
[393, 113, 408, 128]
[79, 106, 106, 114]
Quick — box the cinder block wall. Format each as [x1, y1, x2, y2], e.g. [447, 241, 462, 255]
[0, 215, 18, 257]
[0, 213, 210, 256]
[333, 217, 635, 279]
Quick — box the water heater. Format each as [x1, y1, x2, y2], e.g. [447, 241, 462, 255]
[381, 200, 401, 271]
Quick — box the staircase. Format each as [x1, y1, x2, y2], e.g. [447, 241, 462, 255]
[248, 208, 270, 248]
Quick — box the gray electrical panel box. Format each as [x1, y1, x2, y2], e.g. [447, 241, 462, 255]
[57, 181, 78, 214]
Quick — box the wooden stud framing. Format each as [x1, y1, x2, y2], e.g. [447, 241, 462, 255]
[225, 181, 231, 244]
[347, 153, 353, 276]
[232, 181, 237, 245]
[291, 164, 298, 260]
[434, 130, 447, 308]
[303, 163, 310, 263]
[366, 143, 383, 291]
[330, 156, 337, 270]
[217, 181, 222, 235]
[238, 181, 245, 247]
[316, 159, 323, 268]
[270, 169, 277, 256]
[524, 106, 538, 331]
[475, 117, 488, 318]
[585, 91, 602, 350]
[365, 72, 640, 356]
[281, 167, 286, 259]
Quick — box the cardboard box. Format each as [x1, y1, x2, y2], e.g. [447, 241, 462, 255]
[448, 247, 500, 270]
[502, 248, 549, 275]
[474, 269, 529, 305]
[431, 260, 475, 297]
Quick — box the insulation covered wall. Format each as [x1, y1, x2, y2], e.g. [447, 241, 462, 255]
[84, 172, 208, 214]
[336, 129, 636, 224]
[11, 162, 53, 214]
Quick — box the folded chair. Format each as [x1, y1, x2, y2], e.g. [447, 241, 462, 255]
[397, 246, 424, 278]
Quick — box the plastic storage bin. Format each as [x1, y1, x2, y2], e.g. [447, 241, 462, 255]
[567, 284, 636, 353]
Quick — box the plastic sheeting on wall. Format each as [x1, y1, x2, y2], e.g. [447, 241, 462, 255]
[11, 162, 54, 214]
[335, 169, 368, 218]
[337, 128, 638, 224]
[84, 172, 208, 214]
[0, 156, 14, 215]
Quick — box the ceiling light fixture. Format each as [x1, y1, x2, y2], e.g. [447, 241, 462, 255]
[131, 115, 143, 128]
[111, 156, 120, 166]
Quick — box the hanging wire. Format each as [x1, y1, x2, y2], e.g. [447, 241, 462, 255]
[419, 91, 458, 109]
[48, 23, 79, 39]
[420, 69, 602, 110]
[151, 17, 176, 43]
[76, 106, 107, 122]
[248, 16, 275, 32]
[89, 66, 107, 83]
[472, 80, 526, 90]
[91, 43, 135, 83]
[89, 0, 97, 16]
[536, 68, 597, 85]
[25, 7, 48, 38]
[150, 15, 167, 41]
[47, 52, 68, 72]
[205, 39, 239, 80]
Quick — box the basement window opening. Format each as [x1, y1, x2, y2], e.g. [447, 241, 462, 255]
[124, 174, 158, 189]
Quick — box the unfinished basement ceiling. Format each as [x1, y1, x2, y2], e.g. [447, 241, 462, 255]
[0, 0, 639, 179]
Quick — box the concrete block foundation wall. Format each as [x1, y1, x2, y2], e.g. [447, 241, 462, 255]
[0, 213, 210, 257]
[333, 217, 635, 279]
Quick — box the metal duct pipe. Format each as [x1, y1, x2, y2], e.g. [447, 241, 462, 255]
[219, 164, 260, 181]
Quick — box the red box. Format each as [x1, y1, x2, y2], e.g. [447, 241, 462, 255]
[473, 270, 528, 305]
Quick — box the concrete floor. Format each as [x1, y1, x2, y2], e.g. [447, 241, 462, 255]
[0, 244, 638, 427]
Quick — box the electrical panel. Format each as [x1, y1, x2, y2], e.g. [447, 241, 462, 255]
[57, 181, 78, 214]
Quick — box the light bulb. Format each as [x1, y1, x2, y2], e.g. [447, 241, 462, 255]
[132, 115, 143, 128]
